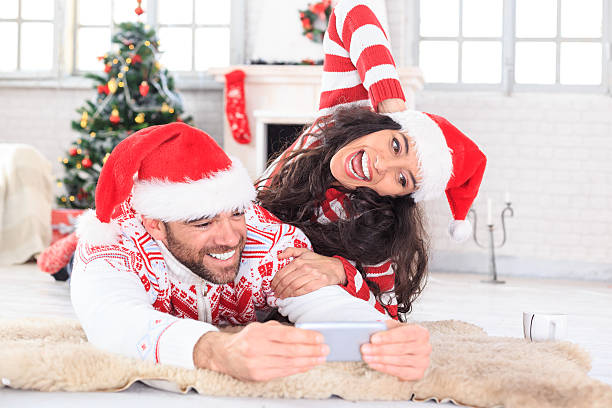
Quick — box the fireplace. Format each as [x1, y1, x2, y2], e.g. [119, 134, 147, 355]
[209, 65, 424, 180]
[253, 110, 316, 176]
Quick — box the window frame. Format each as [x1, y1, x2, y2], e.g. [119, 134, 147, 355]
[72, 0, 243, 77]
[414, 0, 612, 94]
[0, 0, 62, 79]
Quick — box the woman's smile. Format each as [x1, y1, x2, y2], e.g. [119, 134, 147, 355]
[345, 150, 372, 181]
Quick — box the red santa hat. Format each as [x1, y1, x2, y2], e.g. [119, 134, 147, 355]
[383, 110, 486, 242]
[77, 122, 255, 245]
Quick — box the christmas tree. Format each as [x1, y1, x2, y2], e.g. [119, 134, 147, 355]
[57, 20, 192, 209]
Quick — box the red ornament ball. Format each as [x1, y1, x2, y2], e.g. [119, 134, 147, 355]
[131, 54, 142, 64]
[139, 81, 149, 97]
[69, 147, 78, 156]
[81, 158, 93, 168]
[104, 64, 111, 73]
[135, 6, 144, 15]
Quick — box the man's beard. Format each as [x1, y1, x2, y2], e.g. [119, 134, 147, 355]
[165, 226, 245, 284]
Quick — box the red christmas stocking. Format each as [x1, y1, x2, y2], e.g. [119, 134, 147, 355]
[37, 232, 79, 274]
[225, 70, 251, 144]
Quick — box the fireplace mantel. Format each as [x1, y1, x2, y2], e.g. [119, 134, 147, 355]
[209, 65, 424, 180]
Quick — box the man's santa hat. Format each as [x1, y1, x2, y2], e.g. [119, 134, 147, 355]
[383, 110, 486, 242]
[77, 122, 256, 245]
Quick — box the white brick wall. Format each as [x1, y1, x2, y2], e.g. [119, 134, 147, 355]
[0, 86, 224, 182]
[417, 92, 612, 279]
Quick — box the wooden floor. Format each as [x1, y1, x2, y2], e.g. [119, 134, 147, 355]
[1, 262, 611, 407]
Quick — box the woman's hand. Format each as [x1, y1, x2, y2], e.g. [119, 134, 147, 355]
[271, 247, 348, 299]
[377, 98, 406, 113]
[361, 321, 432, 381]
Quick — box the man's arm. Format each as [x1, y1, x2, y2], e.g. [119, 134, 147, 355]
[70, 257, 216, 369]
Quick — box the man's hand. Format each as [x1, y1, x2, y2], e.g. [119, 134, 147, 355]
[377, 98, 406, 114]
[360, 320, 431, 381]
[193, 321, 329, 382]
[272, 247, 347, 299]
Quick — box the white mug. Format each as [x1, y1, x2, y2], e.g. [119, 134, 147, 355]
[523, 312, 568, 342]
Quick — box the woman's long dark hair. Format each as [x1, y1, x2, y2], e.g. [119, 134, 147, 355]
[257, 106, 429, 320]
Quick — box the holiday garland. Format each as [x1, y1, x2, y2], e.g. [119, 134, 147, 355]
[299, 0, 332, 43]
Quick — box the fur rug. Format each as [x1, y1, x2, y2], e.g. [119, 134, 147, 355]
[1, 318, 611, 408]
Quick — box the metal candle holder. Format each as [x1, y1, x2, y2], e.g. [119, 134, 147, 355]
[468, 201, 514, 284]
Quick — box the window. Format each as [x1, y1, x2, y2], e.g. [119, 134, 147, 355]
[157, 0, 231, 72]
[0, 0, 57, 74]
[75, 0, 148, 72]
[416, 0, 608, 92]
[74, 0, 236, 74]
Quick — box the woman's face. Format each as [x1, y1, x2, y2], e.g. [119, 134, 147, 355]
[329, 129, 421, 197]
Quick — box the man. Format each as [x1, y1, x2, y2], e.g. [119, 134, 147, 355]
[71, 123, 431, 382]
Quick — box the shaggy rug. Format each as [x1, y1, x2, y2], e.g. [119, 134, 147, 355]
[1, 318, 611, 408]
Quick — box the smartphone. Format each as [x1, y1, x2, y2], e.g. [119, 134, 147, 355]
[295, 321, 387, 361]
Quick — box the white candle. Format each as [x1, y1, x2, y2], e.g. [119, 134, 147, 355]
[505, 191, 511, 204]
[487, 198, 493, 225]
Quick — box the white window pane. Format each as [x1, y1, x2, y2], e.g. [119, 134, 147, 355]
[561, 0, 602, 38]
[419, 41, 458, 83]
[462, 0, 502, 37]
[20, 22, 53, 70]
[78, 0, 111, 25]
[158, 27, 192, 71]
[0, 0, 18, 19]
[195, 0, 231, 25]
[0, 23, 18, 71]
[77, 27, 111, 71]
[195, 27, 229, 70]
[158, 0, 193, 24]
[420, 0, 459, 37]
[516, 0, 557, 38]
[21, 0, 54, 20]
[560, 43, 602, 85]
[114, 0, 148, 23]
[462, 41, 501, 83]
[515, 42, 556, 84]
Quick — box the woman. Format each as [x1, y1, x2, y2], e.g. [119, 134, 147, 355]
[259, 0, 486, 320]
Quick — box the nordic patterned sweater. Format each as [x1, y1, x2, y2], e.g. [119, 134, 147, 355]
[70, 198, 387, 370]
[258, 0, 406, 318]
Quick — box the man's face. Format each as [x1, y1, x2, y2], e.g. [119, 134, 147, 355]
[162, 210, 247, 284]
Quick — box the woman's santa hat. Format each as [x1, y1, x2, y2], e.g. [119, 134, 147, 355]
[383, 110, 486, 242]
[77, 122, 255, 245]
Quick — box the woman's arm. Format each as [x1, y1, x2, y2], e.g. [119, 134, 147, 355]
[319, 0, 406, 113]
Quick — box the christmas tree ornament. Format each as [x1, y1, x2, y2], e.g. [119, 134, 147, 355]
[107, 78, 118, 94]
[118, 81, 125, 88]
[113, 58, 119, 64]
[69, 148, 77, 156]
[129, 44, 135, 50]
[224, 70, 251, 144]
[97, 84, 110, 94]
[76, 163, 82, 169]
[62, 158, 69, 164]
[80, 112, 88, 128]
[104, 63, 111, 73]
[89, 132, 96, 138]
[69, 196, 75, 202]
[135, 112, 145, 124]
[161, 103, 170, 112]
[118, 72, 124, 79]
[110, 109, 120, 124]
[77, 149, 82, 154]
[169, 108, 175, 114]
[82, 158, 93, 168]
[139, 81, 149, 97]
[135, 0, 144, 15]
[125, 57, 132, 64]
[132, 54, 142, 64]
